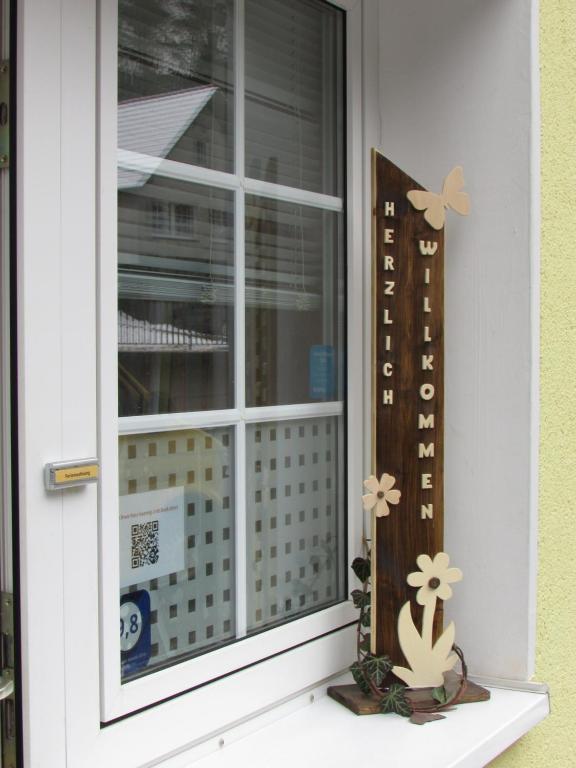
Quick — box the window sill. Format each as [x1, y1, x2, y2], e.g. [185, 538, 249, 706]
[171, 674, 549, 768]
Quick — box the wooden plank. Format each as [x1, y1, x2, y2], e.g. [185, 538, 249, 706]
[327, 674, 490, 716]
[370, 151, 444, 661]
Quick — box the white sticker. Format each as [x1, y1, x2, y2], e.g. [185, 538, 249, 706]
[120, 487, 185, 588]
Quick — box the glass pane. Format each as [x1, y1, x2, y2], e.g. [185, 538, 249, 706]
[119, 0, 234, 173]
[246, 417, 345, 633]
[119, 427, 235, 680]
[118, 180, 234, 415]
[245, 0, 344, 196]
[245, 195, 345, 407]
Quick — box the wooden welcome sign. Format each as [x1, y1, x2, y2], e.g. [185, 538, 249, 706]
[328, 153, 485, 718]
[370, 151, 445, 661]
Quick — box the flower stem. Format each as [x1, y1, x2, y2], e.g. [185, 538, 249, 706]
[422, 597, 436, 650]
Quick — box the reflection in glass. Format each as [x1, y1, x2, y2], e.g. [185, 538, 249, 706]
[245, 0, 344, 195]
[118, 0, 234, 173]
[119, 427, 235, 680]
[118, 180, 234, 415]
[115, 0, 349, 683]
[245, 196, 345, 407]
[246, 417, 345, 633]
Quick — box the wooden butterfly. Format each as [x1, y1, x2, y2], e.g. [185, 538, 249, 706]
[406, 166, 470, 230]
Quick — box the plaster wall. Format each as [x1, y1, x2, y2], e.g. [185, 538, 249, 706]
[492, 0, 576, 764]
[376, 0, 536, 681]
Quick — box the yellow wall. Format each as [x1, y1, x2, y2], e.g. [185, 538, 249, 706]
[492, 0, 576, 764]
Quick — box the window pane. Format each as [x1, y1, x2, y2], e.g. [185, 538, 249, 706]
[119, 0, 234, 173]
[245, 0, 344, 195]
[118, 180, 234, 415]
[119, 427, 235, 680]
[114, 0, 348, 687]
[246, 417, 345, 633]
[245, 196, 345, 407]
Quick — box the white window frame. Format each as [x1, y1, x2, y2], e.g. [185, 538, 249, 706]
[15, 0, 539, 764]
[17, 0, 364, 758]
[99, 0, 363, 724]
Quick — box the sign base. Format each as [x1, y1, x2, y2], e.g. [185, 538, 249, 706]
[328, 673, 490, 716]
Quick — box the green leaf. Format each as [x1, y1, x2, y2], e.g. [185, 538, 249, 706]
[359, 634, 371, 653]
[363, 654, 392, 686]
[432, 685, 449, 705]
[360, 608, 371, 627]
[380, 684, 412, 717]
[351, 589, 371, 610]
[350, 662, 371, 695]
[351, 557, 371, 583]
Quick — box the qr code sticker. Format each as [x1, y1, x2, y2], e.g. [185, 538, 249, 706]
[131, 520, 159, 569]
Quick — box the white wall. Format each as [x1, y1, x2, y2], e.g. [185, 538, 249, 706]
[370, 0, 538, 680]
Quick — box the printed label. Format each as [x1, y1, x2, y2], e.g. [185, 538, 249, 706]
[119, 487, 185, 587]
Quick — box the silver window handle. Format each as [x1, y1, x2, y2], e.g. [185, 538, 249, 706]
[0, 673, 13, 700]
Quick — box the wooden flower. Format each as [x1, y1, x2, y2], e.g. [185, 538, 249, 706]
[362, 473, 401, 517]
[407, 552, 463, 607]
[393, 552, 463, 688]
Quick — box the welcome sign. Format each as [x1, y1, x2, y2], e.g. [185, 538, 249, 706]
[370, 151, 446, 659]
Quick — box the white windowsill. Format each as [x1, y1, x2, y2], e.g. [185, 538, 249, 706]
[165, 673, 549, 768]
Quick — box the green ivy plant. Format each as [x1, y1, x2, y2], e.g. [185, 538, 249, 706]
[349, 545, 469, 724]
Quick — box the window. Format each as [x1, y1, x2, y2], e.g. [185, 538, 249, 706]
[18, 0, 540, 762]
[116, 0, 347, 681]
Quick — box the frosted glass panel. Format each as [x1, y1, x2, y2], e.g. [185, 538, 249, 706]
[119, 427, 235, 680]
[246, 417, 345, 633]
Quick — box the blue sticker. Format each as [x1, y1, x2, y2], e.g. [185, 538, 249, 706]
[120, 590, 151, 677]
[309, 345, 335, 400]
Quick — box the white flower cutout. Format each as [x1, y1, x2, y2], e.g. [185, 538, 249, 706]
[407, 552, 463, 607]
[362, 473, 401, 518]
